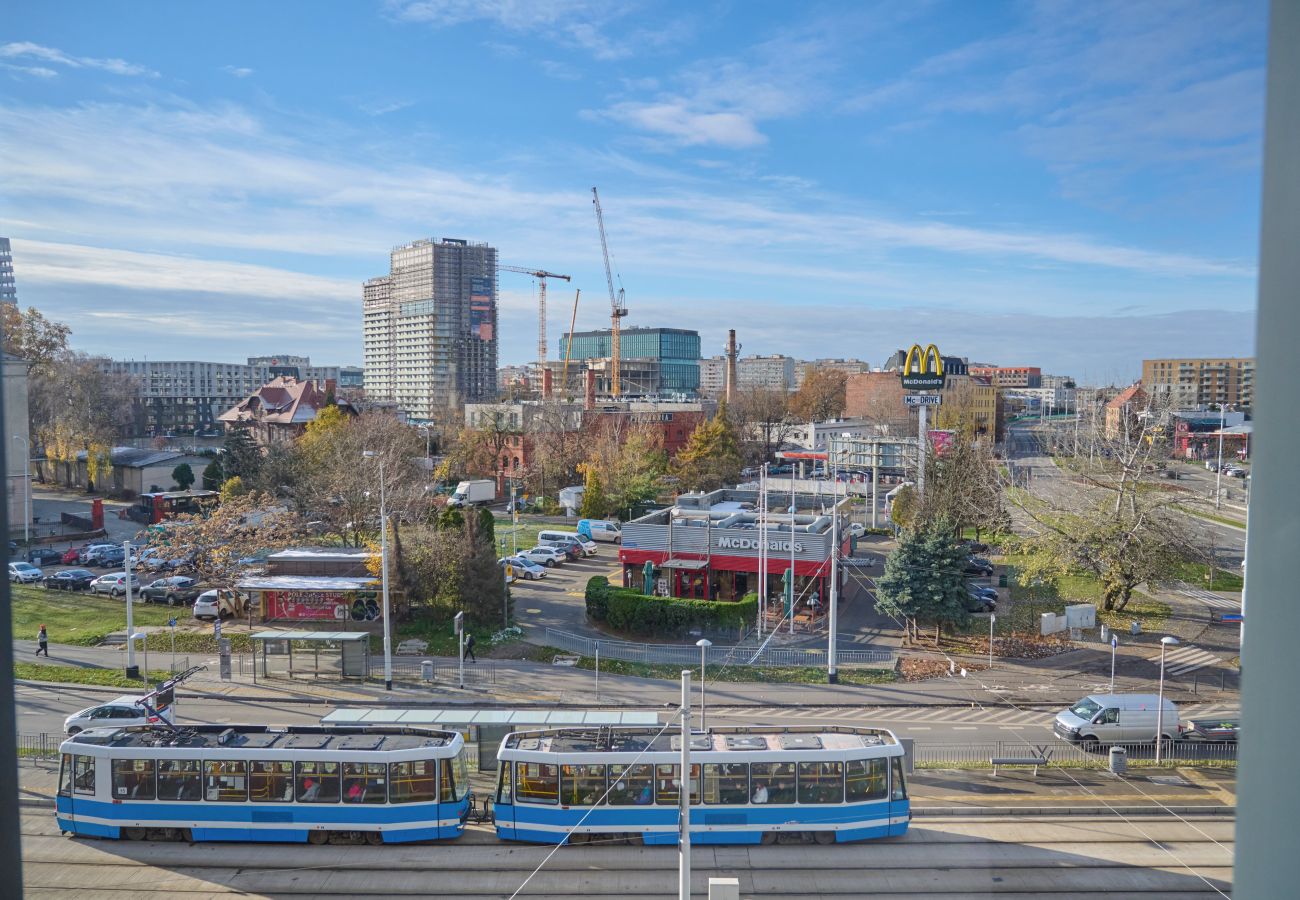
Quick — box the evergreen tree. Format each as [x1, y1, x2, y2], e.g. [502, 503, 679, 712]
[221, 426, 262, 480]
[674, 404, 743, 492]
[461, 506, 507, 627]
[201, 457, 225, 491]
[875, 518, 971, 644]
[578, 464, 609, 518]
[171, 462, 195, 490]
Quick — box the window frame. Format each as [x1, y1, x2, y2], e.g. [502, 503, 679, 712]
[342, 762, 388, 805]
[156, 758, 202, 802]
[388, 760, 438, 804]
[514, 762, 559, 806]
[702, 762, 749, 806]
[206, 760, 248, 803]
[845, 757, 888, 803]
[797, 761, 844, 805]
[560, 763, 607, 807]
[750, 762, 796, 805]
[250, 760, 295, 803]
[295, 761, 341, 804]
[112, 758, 156, 801]
[607, 763, 654, 806]
[653, 764, 700, 806]
[890, 757, 908, 801]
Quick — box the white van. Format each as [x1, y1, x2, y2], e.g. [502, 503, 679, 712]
[577, 519, 622, 543]
[1054, 694, 1179, 746]
[537, 530, 597, 557]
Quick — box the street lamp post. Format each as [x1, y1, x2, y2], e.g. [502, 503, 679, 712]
[363, 450, 393, 691]
[1155, 635, 1179, 764]
[695, 638, 711, 730]
[1215, 404, 1226, 509]
[1110, 633, 1119, 694]
[11, 434, 29, 546]
[988, 614, 996, 670]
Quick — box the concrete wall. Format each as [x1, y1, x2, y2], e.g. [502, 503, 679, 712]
[3, 357, 29, 532]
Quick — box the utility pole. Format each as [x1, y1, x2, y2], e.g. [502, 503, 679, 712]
[1215, 403, 1226, 509]
[758, 464, 767, 638]
[678, 669, 692, 900]
[124, 540, 138, 680]
[828, 459, 839, 684]
[917, 402, 928, 497]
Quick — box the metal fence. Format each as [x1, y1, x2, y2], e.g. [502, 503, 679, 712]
[369, 656, 497, 685]
[545, 628, 895, 669]
[912, 739, 1238, 767]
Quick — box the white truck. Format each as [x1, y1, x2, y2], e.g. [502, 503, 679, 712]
[448, 479, 496, 507]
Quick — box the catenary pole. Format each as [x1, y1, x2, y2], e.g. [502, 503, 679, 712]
[678, 670, 692, 900]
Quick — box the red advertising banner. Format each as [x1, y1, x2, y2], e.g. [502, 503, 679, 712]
[263, 590, 383, 622]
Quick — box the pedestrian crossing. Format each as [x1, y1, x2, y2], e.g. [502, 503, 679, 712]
[1151, 643, 1224, 678]
[1174, 582, 1241, 611]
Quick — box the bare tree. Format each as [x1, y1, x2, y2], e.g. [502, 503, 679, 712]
[29, 352, 136, 487]
[791, 368, 847, 422]
[730, 387, 798, 465]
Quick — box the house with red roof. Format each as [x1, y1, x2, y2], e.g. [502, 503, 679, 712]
[218, 376, 345, 447]
[1104, 382, 1148, 439]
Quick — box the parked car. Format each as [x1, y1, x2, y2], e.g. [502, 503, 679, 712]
[192, 589, 252, 621]
[960, 539, 990, 554]
[63, 695, 173, 735]
[1054, 693, 1179, 747]
[27, 547, 64, 567]
[538, 530, 598, 557]
[577, 519, 622, 543]
[140, 575, 202, 606]
[1223, 466, 1246, 478]
[77, 543, 117, 565]
[966, 589, 997, 613]
[7, 540, 16, 558]
[500, 557, 547, 580]
[964, 556, 995, 577]
[846, 523, 866, 538]
[62, 545, 87, 565]
[8, 562, 44, 584]
[539, 538, 582, 561]
[968, 584, 999, 603]
[45, 568, 96, 591]
[91, 546, 127, 568]
[519, 546, 567, 568]
[89, 572, 142, 597]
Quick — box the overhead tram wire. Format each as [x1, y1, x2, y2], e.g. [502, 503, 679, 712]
[922, 638, 1233, 896]
[507, 718, 680, 899]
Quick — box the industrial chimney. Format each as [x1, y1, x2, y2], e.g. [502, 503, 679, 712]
[542, 367, 554, 400]
[584, 369, 597, 410]
[724, 329, 740, 404]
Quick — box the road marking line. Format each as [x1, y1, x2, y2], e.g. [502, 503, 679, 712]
[1179, 766, 1236, 804]
[906, 726, 932, 730]
[951, 726, 978, 731]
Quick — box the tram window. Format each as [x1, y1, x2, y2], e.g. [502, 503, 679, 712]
[113, 759, 156, 801]
[206, 761, 247, 802]
[58, 754, 72, 797]
[607, 764, 653, 806]
[453, 753, 470, 802]
[703, 763, 749, 805]
[496, 764, 512, 805]
[157, 759, 202, 801]
[72, 755, 96, 796]
[750, 762, 795, 805]
[440, 756, 458, 803]
[797, 761, 844, 804]
[890, 757, 907, 801]
[250, 761, 294, 802]
[296, 761, 341, 803]
[560, 764, 607, 806]
[845, 758, 887, 802]
[514, 762, 559, 805]
[654, 764, 700, 806]
[389, 760, 437, 803]
[343, 763, 387, 804]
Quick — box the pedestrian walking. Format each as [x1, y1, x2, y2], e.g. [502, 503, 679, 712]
[36, 625, 49, 657]
[464, 633, 477, 663]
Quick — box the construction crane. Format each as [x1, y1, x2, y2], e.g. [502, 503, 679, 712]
[499, 265, 572, 381]
[561, 288, 580, 394]
[591, 187, 628, 397]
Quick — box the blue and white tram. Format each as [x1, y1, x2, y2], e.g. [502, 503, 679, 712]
[494, 725, 909, 845]
[56, 723, 471, 844]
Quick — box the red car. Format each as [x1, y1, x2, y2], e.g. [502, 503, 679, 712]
[62, 545, 86, 565]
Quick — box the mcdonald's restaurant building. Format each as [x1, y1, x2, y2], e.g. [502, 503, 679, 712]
[617, 488, 850, 606]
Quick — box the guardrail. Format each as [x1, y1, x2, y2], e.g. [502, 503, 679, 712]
[545, 628, 895, 669]
[370, 656, 497, 685]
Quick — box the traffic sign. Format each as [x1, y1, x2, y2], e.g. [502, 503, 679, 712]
[1111, 634, 1118, 648]
[904, 394, 941, 407]
[168, 617, 177, 628]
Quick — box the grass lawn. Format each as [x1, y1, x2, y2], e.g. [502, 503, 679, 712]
[11, 585, 175, 646]
[15, 662, 176, 689]
[1001, 558, 1171, 634]
[1178, 505, 1246, 529]
[1171, 561, 1244, 592]
[492, 519, 549, 555]
[530, 647, 896, 685]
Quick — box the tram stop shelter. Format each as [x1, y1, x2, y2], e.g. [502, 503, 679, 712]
[251, 630, 370, 681]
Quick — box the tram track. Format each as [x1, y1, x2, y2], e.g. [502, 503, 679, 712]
[22, 813, 1234, 897]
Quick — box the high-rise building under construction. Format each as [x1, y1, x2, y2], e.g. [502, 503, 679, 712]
[363, 237, 498, 419]
[0, 238, 17, 305]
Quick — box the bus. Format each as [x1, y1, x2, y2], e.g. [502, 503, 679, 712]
[126, 490, 219, 525]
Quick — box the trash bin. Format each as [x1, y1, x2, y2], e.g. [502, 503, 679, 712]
[1100, 624, 1109, 643]
[1109, 745, 1127, 775]
[421, 660, 434, 683]
[998, 574, 1008, 587]
[1130, 620, 1141, 636]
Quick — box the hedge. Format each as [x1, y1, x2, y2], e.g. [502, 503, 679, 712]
[585, 576, 757, 639]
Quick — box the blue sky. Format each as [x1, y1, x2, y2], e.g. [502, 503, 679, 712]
[0, 0, 1265, 382]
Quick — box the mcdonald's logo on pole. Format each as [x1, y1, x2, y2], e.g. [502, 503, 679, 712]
[899, 343, 946, 390]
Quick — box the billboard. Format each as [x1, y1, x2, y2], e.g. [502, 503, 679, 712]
[263, 590, 383, 622]
[469, 277, 495, 342]
[899, 343, 946, 390]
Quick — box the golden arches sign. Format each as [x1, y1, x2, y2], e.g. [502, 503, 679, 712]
[899, 343, 946, 390]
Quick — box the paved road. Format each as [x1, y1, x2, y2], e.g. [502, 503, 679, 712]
[21, 810, 1233, 897]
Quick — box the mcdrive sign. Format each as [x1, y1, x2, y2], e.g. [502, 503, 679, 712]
[717, 536, 805, 553]
[899, 343, 946, 390]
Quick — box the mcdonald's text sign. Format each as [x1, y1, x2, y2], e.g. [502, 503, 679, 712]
[899, 343, 946, 390]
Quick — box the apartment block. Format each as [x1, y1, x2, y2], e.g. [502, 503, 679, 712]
[1142, 357, 1255, 410]
[698, 356, 727, 397]
[737, 354, 797, 391]
[795, 358, 870, 389]
[969, 365, 1042, 388]
[364, 237, 498, 419]
[0, 237, 16, 304]
[557, 326, 701, 395]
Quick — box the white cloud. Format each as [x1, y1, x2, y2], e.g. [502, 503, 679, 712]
[2, 63, 58, 79]
[603, 101, 766, 149]
[385, 0, 644, 60]
[222, 65, 254, 78]
[0, 42, 157, 77]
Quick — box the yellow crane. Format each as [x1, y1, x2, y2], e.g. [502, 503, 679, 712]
[591, 187, 628, 397]
[561, 288, 580, 395]
[499, 265, 571, 380]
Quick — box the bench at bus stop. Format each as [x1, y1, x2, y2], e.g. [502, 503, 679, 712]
[990, 754, 1049, 776]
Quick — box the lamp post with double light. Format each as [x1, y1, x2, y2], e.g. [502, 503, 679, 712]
[1155, 635, 1179, 764]
[362, 450, 392, 691]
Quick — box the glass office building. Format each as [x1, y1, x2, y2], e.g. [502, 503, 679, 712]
[559, 327, 701, 395]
